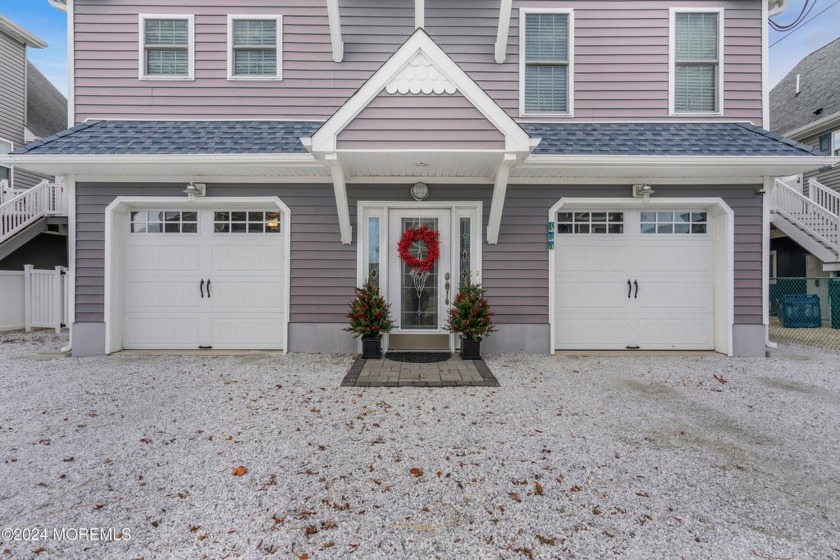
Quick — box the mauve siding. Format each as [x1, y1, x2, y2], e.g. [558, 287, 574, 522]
[73, 0, 763, 125]
[337, 92, 505, 150]
[0, 31, 26, 149]
[75, 183, 762, 326]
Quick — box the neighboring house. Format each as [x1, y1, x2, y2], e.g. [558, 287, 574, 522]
[0, 14, 68, 271]
[3, 0, 836, 358]
[769, 37, 840, 277]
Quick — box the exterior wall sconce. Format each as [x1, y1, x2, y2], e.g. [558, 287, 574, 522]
[184, 182, 206, 198]
[411, 182, 429, 201]
[632, 183, 655, 200]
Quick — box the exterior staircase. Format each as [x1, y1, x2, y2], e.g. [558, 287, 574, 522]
[0, 179, 68, 261]
[770, 178, 840, 268]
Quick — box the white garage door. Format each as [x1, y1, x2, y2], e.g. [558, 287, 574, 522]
[124, 209, 286, 350]
[554, 209, 714, 350]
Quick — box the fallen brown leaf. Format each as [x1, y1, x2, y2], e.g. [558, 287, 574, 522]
[536, 535, 556, 545]
[232, 466, 248, 476]
[409, 468, 423, 478]
[509, 492, 522, 503]
[534, 481, 544, 496]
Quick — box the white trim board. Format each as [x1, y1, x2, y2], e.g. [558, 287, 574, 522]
[104, 196, 291, 354]
[547, 197, 734, 357]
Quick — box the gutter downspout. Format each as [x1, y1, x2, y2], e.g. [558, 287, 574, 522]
[763, 176, 777, 350]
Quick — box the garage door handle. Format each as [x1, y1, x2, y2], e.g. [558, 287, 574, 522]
[206, 279, 211, 299]
[634, 279, 639, 299]
[627, 279, 632, 299]
[200, 279, 205, 299]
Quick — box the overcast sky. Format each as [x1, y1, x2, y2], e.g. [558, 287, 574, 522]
[2, 0, 839, 98]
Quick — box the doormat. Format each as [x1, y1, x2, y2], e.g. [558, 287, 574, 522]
[385, 352, 452, 363]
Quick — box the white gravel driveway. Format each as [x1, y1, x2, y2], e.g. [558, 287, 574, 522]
[1, 331, 838, 559]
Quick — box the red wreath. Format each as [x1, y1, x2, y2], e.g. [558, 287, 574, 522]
[398, 225, 440, 273]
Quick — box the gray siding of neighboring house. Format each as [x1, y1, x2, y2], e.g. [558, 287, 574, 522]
[802, 131, 840, 192]
[337, 92, 505, 150]
[74, 183, 763, 334]
[0, 32, 55, 189]
[73, 0, 764, 126]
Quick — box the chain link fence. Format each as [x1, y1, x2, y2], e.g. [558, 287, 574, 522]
[769, 277, 840, 350]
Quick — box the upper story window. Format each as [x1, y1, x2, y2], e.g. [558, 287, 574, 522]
[227, 16, 282, 80]
[0, 139, 13, 185]
[139, 15, 194, 80]
[819, 131, 840, 155]
[520, 9, 573, 116]
[670, 9, 723, 115]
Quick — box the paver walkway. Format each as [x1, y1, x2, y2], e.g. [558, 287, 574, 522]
[341, 354, 499, 387]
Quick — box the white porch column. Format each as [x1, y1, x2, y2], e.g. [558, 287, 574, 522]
[487, 153, 517, 244]
[325, 153, 353, 245]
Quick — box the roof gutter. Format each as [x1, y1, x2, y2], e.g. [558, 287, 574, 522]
[781, 110, 840, 141]
[0, 15, 48, 48]
[522, 154, 838, 167]
[48, 0, 68, 12]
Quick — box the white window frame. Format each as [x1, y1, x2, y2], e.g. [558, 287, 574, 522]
[227, 15, 283, 81]
[518, 8, 574, 117]
[669, 7, 724, 116]
[0, 138, 14, 188]
[138, 14, 195, 81]
[832, 130, 840, 156]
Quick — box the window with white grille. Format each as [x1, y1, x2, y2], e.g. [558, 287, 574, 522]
[228, 16, 282, 79]
[140, 15, 194, 79]
[521, 10, 573, 115]
[556, 212, 624, 234]
[672, 10, 722, 114]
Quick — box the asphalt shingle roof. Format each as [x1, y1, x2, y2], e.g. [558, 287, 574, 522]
[13, 120, 823, 158]
[770, 37, 840, 135]
[14, 120, 321, 155]
[521, 122, 824, 157]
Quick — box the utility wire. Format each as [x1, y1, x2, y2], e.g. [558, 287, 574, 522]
[770, 0, 840, 47]
[769, 0, 816, 31]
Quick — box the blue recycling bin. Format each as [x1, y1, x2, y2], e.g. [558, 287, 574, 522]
[778, 294, 822, 328]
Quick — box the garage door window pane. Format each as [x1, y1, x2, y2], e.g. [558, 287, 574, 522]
[131, 210, 198, 234]
[557, 211, 623, 234]
[641, 211, 707, 234]
[214, 210, 281, 234]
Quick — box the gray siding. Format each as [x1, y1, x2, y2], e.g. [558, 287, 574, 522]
[12, 167, 51, 189]
[73, 0, 764, 125]
[0, 30, 26, 148]
[802, 131, 840, 192]
[337, 92, 505, 150]
[75, 182, 763, 326]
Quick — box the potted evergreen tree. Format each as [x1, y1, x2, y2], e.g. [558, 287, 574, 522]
[344, 277, 393, 359]
[446, 275, 495, 360]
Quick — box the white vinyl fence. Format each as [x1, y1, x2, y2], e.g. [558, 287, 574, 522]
[0, 265, 68, 333]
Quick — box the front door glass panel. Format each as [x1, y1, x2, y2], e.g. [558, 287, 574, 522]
[400, 217, 439, 329]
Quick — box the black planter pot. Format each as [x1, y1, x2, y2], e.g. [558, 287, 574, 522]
[459, 337, 482, 360]
[361, 335, 382, 359]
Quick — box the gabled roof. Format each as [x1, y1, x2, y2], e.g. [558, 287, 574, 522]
[770, 37, 840, 136]
[307, 28, 533, 154]
[26, 62, 67, 139]
[14, 120, 321, 155]
[0, 15, 47, 48]
[522, 122, 824, 157]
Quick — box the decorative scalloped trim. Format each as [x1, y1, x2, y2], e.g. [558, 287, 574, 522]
[385, 53, 457, 95]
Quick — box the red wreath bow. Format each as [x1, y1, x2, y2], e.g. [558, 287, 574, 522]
[398, 225, 440, 273]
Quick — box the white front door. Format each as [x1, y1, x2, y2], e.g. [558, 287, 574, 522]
[387, 209, 452, 349]
[554, 209, 715, 350]
[123, 208, 285, 350]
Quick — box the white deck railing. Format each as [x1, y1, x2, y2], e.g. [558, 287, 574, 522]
[0, 265, 68, 333]
[772, 178, 840, 258]
[0, 180, 67, 244]
[808, 178, 840, 218]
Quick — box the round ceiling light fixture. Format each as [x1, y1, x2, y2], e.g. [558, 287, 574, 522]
[410, 182, 430, 201]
